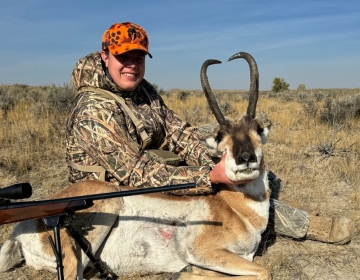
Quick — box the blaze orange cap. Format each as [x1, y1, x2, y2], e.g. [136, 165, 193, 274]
[102, 22, 152, 58]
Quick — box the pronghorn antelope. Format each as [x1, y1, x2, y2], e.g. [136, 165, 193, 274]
[0, 52, 271, 280]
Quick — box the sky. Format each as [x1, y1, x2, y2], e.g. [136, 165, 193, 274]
[0, 0, 359, 90]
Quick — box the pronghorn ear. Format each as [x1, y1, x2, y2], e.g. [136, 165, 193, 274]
[205, 137, 219, 154]
[205, 127, 222, 154]
[258, 111, 272, 144]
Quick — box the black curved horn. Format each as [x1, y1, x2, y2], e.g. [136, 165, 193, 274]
[228, 52, 259, 119]
[200, 59, 226, 125]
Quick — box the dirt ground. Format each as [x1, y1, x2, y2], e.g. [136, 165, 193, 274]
[0, 126, 359, 280]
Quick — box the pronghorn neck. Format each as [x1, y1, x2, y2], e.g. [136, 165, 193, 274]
[217, 174, 270, 229]
[218, 171, 269, 204]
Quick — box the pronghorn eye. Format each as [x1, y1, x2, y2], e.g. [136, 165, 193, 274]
[215, 132, 223, 143]
[251, 121, 264, 136]
[257, 126, 264, 136]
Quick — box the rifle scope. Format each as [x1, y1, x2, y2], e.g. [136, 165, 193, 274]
[0, 183, 32, 200]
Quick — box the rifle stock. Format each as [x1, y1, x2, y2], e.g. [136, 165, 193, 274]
[0, 183, 195, 226]
[0, 199, 93, 225]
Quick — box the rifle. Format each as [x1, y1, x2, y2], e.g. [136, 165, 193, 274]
[0, 182, 195, 225]
[0, 182, 196, 280]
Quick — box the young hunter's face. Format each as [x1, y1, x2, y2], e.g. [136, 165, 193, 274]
[101, 50, 146, 91]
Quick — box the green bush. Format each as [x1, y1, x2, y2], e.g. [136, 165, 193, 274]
[272, 77, 290, 93]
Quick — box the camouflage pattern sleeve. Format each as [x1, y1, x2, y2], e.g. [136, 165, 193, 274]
[162, 104, 216, 168]
[66, 91, 215, 195]
[140, 85, 216, 169]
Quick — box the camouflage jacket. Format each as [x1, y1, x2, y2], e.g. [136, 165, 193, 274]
[66, 52, 216, 195]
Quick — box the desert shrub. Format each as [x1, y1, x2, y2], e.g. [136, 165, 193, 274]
[278, 92, 294, 102]
[182, 107, 211, 125]
[0, 87, 15, 116]
[158, 88, 167, 96]
[297, 92, 309, 102]
[219, 101, 236, 115]
[297, 84, 306, 91]
[45, 83, 74, 114]
[302, 100, 318, 118]
[320, 95, 360, 126]
[6, 84, 30, 101]
[272, 77, 290, 93]
[227, 91, 248, 102]
[313, 92, 324, 102]
[177, 91, 190, 101]
[152, 83, 167, 96]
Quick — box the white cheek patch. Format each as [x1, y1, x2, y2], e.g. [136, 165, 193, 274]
[255, 146, 263, 163]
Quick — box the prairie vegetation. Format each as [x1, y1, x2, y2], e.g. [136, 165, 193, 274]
[0, 84, 359, 279]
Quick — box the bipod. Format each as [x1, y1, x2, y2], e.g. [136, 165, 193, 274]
[65, 222, 112, 279]
[43, 214, 67, 280]
[43, 212, 112, 280]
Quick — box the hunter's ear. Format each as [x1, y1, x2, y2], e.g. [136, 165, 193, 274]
[101, 51, 109, 67]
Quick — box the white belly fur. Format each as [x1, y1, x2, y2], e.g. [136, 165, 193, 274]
[99, 195, 210, 276]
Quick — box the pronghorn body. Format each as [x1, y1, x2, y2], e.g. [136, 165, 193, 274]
[0, 52, 272, 279]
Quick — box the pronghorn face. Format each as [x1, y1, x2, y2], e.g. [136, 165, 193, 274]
[206, 115, 271, 181]
[201, 52, 270, 182]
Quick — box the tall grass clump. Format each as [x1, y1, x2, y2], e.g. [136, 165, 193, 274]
[320, 94, 360, 127]
[0, 84, 73, 180]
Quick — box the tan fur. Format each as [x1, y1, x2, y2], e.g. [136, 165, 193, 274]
[186, 186, 270, 278]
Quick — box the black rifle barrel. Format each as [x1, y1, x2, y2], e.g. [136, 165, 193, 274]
[0, 183, 196, 210]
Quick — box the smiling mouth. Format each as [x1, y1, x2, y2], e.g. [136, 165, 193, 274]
[123, 73, 136, 77]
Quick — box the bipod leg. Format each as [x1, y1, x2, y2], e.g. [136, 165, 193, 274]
[65, 225, 113, 279]
[43, 215, 66, 280]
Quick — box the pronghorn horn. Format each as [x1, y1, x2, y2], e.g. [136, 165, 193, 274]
[228, 52, 259, 120]
[200, 59, 226, 125]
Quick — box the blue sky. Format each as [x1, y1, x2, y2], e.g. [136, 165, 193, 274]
[0, 0, 359, 90]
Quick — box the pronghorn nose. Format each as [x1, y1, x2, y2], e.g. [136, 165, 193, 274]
[241, 152, 251, 163]
[239, 152, 256, 164]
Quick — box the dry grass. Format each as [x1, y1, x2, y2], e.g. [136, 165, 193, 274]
[0, 85, 360, 279]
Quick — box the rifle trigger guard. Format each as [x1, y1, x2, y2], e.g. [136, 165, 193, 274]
[43, 213, 72, 228]
[43, 215, 61, 228]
